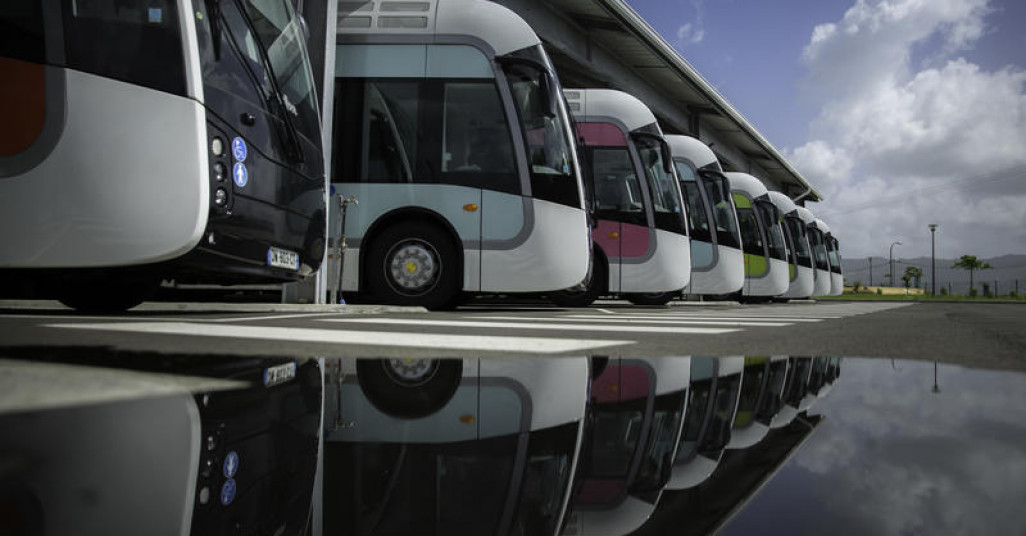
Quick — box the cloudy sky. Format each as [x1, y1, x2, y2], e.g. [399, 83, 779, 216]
[721, 359, 1026, 534]
[626, 0, 1026, 260]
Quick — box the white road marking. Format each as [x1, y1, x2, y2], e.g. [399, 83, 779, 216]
[323, 318, 741, 335]
[595, 309, 616, 315]
[476, 316, 795, 327]
[205, 312, 348, 323]
[561, 314, 823, 323]
[45, 322, 632, 354]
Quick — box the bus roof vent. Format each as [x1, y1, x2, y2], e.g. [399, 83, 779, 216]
[338, 1, 437, 34]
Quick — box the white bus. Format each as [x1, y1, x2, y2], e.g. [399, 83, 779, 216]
[813, 219, 844, 296]
[725, 173, 789, 299]
[767, 192, 815, 299]
[665, 135, 745, 297]
[803, 212, 833, 297]
[328, 0, 590, 309]
[319, 357, 589, 536]
[551, 89, 690, 306]
[665, 357, 744, 490]
[0, 0, 326, 311]
[564, 357, 691, 536]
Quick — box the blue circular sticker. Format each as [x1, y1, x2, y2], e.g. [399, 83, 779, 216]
[223, 451, 239, 479]
[233, 163, 248, 188]
[220, 479, 237, 506]
[232, 137, 247, 162]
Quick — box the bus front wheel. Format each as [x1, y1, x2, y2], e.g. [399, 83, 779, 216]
[356, 359, 463, 419]
[366, 222, 461, 310]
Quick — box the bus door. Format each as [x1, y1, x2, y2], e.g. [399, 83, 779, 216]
[578, 123, 641, 294]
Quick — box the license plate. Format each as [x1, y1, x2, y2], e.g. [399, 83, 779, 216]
[267, 247, 299, 271]
[263, 362, 297, 387]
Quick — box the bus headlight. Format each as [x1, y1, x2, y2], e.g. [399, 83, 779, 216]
[211, 137, 225, 156]
[214, 188, 228, 206]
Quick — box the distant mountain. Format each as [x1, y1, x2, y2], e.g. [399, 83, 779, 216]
[841, 255, 1026, 295]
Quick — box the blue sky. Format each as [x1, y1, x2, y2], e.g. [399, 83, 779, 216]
[626, 0, 1026, 260]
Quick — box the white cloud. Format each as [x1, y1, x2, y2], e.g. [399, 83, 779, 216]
[675, 0, 706, 46]
[676, 22, 705, 44]
[789, 0, 1026, 259]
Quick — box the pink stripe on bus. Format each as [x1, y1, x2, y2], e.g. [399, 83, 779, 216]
[576, 122, 627, 147]
[620, 223, 651, 258]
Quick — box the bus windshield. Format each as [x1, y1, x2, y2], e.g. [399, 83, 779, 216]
[828, 237, 842, 273]
[756, 359, 790, 424]
[675, 161, 712, 243]
[809, 228, 830, 271]
[585, 396, 647, 480]
[700, 171, 741, 249]
[786, 216, 813, 268]
[509, 423, 579, 536]
[504, 58, 580, 208]
[676, 378, 713, 463]
[734, 363, 767, 428]
[239, 0, 320, 142]
[633, 390, 688, 493]
[756, 200, 787, 262]
[634, 135, 686, 235]
[699, 373, 741, 455]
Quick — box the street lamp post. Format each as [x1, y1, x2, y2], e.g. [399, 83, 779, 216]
[929, 224, 938, 296]
[889, 241, 902, 287]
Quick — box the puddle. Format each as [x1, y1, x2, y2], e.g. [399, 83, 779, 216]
[3, 354, 1023, 535]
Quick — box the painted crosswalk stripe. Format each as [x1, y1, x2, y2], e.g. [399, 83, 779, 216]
[45, 322, 632, 354]
[559, 314, 823, 323]
[476, 316, 795, 327]
[323, 318, 741, 335]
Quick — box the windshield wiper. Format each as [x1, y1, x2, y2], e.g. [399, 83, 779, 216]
[226, 0, 305, 163]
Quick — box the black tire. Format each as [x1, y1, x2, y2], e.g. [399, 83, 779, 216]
[55, 270, 161, 313]
[625, 291, 678, 306]
[550, 255, 606, 308]
[365, 222, 461, 310]
[356, 359, 463, 419]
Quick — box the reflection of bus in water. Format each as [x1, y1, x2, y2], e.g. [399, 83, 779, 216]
[1, 0, 325, 312]
[320, 357, 589, 536]
[725, 173, 789, 299]
[665, 357, 744, 490]
[665, 135, 744, 297]
[563, 357, 690, 536]
[551, 89, 690, 307]
[328, 0, 590, 309]
[726, 356, 790, 450]
[769, 357, 815, 429]
[767, 192, 815, 300]
[0, 354, 323, 536]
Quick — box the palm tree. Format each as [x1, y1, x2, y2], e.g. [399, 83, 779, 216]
[902, 266, 923, 288]
[951, 255, 992, 294]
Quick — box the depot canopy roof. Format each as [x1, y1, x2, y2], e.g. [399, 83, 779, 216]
[533, 0, 823, 202]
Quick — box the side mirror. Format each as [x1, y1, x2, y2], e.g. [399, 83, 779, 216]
[660, 140, 674, 175]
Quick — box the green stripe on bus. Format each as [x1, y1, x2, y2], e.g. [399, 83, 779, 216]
[744, 253, 768, 276]
[732, 193, 752, 209]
